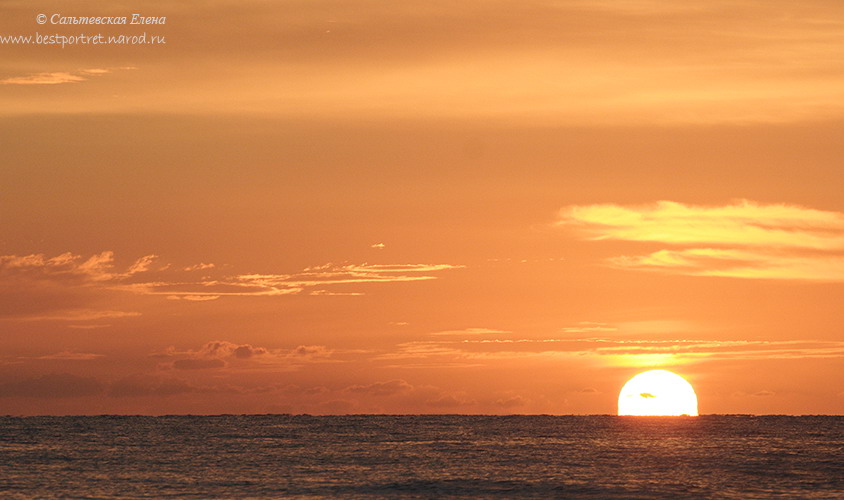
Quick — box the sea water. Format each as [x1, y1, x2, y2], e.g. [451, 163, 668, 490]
[0, 415, 841, 498]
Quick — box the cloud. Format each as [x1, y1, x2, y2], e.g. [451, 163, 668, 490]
[1, 67, 123, 86]
[430, 327, 510, 337]
[558, 200, 844, 281]
[384, 334, 844, 368]
[0, 72, 86, 85]
[168, 341, 269, 369]
[561, 322, 618, 334]
[0, 251, 120, 282]
[0, 251, 158, 289]
[495, 395, 527, 408]
[126, 255, 159, 275]
[160, 340, 331, 372]
[609, 248, 844, 281]
[198, 341, 268, 359]
[345, 379, 413, 396]
[0, 251, 462, 323]
[379, 341, 466, 361]
[184, 263, 215, 271]
[292, 345, 330, 358]
[283, 384, 330, 396]
[120, 261, 463, 298]
[79, 68, 111, 75]
[168, 295, 221, 301]
[569, 338, 844, 362]
[18, 310, 141, 322]
[371, 243, 386, 249]
[753, 390, 776, 397]
[0, 373, 103, 398]
[559, 200, 844, 249]
[28, 351, 104, 361]
[308, 290, 365, 296]
[232, 345, 267, 359]
[0, 251, 153, 322]
[172, 358, 226, 370]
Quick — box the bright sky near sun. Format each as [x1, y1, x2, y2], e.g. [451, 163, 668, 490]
[1, 0, 843, 415]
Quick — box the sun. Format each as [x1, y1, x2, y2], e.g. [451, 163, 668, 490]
[618, 369, 699, 416]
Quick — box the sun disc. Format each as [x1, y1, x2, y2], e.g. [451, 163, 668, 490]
[617, 369, 698, 416]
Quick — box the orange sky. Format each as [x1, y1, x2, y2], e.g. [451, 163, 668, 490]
[1, 0, 842, 415]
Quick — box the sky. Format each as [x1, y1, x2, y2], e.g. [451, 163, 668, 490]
[1, 0, 842, 415]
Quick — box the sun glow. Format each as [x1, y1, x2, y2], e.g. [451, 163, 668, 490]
[618, 369, 699, 416]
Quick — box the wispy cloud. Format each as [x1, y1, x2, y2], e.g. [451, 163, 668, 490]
[561, 322, 618, 334]
[168, 295, 221, 301]
[0, 251, 462, 322]
[559, 200, 844, 249]
[79, 68, 111, 75]
[576, 338, 844, 360]
[0, 72, 87, 85]
[0, 251, 158, 283]
[430, 327, 511, 337]
[308, 290, 365, 296]
[124, 262, 463, 298]
[0, 67, 121, 85]
[380, 334, 844, 367]
[559, 200, 844, 281]
[27, 351, 104, 361]
[16, 309, 141, 322]
[184, 263, 215, 271]
[0, 251, 156, 322]
[610, 248, 844, 281]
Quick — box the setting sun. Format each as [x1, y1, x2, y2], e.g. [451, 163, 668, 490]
[618, 370, 699, 416]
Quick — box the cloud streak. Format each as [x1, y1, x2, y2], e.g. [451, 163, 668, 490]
[381, 332, 844, 367]
[345, 379, 413, 396]
[430, 327, 511, 337]
[609, 248, 844, 281]
[0, 72, 87, 85]
[0, 251, 462, 323]
[0, 68, 121, 86]
[559, 200, 844, 249]
[123, 262, 463, 298]
[0, 251, 157, 322]
[27, 351, 104, 361]
[559, 200, 844, 281]
[0, 251, 157, 283]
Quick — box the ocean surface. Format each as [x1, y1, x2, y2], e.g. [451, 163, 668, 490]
[0, 415, 841, 499]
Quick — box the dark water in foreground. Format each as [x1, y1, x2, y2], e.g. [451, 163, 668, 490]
[0, 415, 841, 499]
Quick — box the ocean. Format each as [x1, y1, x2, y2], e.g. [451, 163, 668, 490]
[0, 415, 841, 498]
